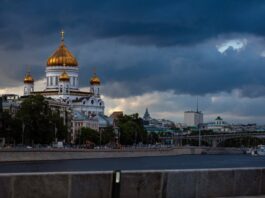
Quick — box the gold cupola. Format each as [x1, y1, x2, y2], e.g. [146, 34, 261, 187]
[47, 30, 78, 67]
[59, 70, 70, 82]
[90, 73, 101, 85]
[24, 73, 34, 84]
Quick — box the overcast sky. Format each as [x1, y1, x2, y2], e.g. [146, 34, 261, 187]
[1, 0, 265, 124]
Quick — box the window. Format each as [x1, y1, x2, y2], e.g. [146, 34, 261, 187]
[56, 76, 58, 85]
[91, 100, 94, 104]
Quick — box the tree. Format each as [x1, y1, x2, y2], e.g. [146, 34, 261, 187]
[100, 126, 115, 145]
[16, 95, 67, 144]
[79, 127, 99, 144]
[0, 111, 21, 144]
[116, 113, 147, 145]
[147, 132, 159, 144]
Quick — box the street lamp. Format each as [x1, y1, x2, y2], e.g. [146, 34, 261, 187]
[54, 124, 57, 143]
[22, 122, 25, 145]
[198, 123, 202, 147]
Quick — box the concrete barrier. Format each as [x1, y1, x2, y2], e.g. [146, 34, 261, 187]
[0, 168, 264, 198]
[0, 147, 243, 162]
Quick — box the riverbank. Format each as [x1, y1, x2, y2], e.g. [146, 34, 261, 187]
[0, 146, 244, 162]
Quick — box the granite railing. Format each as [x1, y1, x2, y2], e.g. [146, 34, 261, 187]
[0, 168, 264, 198]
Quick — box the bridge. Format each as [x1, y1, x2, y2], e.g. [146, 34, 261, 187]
[160, 132, 265, 147]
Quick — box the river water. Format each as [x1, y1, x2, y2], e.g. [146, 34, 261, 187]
[0, 154, 264, 173]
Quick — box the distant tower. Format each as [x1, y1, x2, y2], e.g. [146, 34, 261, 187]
[58, 70, 70, 95]
[23, 72, 34, 96]
[90, 71, 101, 97]
[143, 108, 151, 120]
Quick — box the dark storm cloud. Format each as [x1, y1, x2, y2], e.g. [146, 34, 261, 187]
[2, 0, 265, 47]
[1, 0, 265, 99]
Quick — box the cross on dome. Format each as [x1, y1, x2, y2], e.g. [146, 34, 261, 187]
[61, 29, 64, 42]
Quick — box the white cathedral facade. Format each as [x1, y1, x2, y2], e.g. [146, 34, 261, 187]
[23, 31, 105, 116]
[22, 31, 111, 142]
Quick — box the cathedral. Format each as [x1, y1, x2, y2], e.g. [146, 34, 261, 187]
[23, 31, 104, 115]
[22, 31, 111, 142]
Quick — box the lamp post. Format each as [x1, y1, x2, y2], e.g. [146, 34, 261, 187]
[54, 124, 57, 143]
[198, 123, 201, 147]
[99, 129, 102, 147]
[22, 122, 25, 145]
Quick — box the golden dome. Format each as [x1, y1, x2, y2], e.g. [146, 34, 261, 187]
[47, 31, 78, 67]
[24, 73, 34, 84]
[47, 42, 78, 67]
[90, 73, 101, 85]
[59, 71, 70, 81]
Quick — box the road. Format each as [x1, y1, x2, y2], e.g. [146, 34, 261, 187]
[0, 154, 264, 173]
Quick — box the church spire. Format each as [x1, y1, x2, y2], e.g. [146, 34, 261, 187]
[143, 108, 151, 120]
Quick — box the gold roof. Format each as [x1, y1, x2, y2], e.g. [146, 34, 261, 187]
[90, 73, 101, 85]
[59, 71, 70, 81]
[24, 73, 34, 83]
[47, 31, 78, 67]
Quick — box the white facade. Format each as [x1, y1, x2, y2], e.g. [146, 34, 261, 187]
[184, 111, 203, 127]
[22, 32, 109, 143]
[35, 34, 105, 115]
[24, 82, 34, 96]
[46, 66, 79, 90]
[90, 84, 99, 97]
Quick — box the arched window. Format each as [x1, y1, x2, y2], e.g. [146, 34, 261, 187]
[66, 85, 69, 93]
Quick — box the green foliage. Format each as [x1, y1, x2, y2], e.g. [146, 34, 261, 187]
[79, 126, 115, 146]
[0, 111, 21, 144]
[116, 113, 147, 145]
[147, 132, 159, 144]
[79, 127, 99, 144]
[15, 95, 67, 144]
[100, 126, 115, 145]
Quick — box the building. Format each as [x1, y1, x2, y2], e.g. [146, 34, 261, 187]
[142, 108, 176, 133]
[24, 31, 105, 116]
[20, 31, 112, 143]
[184, 111, 203, 127]
[1, 94, 20, 115]
[207, 116, 228, 132]
[206, 116, 257, 133]
[110, 111, 123, 120]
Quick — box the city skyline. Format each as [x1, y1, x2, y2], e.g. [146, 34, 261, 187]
[1, 1, 265, 123]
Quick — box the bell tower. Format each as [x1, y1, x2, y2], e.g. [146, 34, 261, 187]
[23, 72, 34, 96]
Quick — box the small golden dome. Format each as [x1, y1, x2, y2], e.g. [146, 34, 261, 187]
[59, 71, 70, 82]
[24, 73, 34, 84]
[90, 73, 101, 85]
